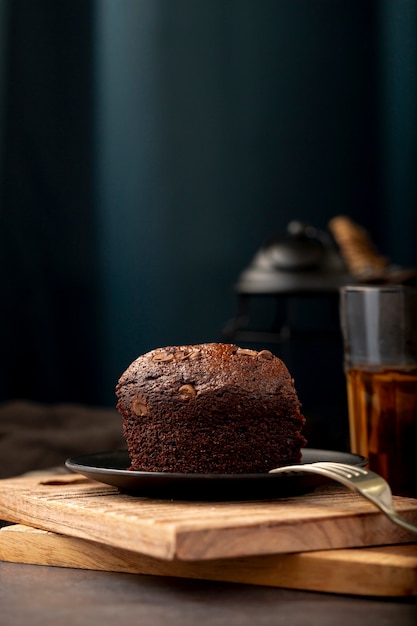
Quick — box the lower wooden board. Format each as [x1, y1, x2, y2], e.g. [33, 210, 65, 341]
[1, 473, 417, 561]
[1, 524, 417, 597]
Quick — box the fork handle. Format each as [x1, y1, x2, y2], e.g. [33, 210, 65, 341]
[381, 508, 417, 535]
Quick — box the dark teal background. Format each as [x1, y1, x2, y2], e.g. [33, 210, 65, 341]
[0, 1, 416, 442]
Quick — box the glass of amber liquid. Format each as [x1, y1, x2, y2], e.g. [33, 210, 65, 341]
[340, 285, 417, 497]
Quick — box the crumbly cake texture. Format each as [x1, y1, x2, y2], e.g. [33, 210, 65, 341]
[115, 343, 307, 474]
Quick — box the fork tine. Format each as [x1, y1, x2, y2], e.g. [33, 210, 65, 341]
[270, 461, 417, 535]
[314, 462, 367, 477]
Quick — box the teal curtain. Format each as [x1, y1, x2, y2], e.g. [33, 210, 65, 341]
[378, 0, 417, 266]
[94, 0, 380, 402]
[0, 0, 98, 402]
[0, 0, 416, 410]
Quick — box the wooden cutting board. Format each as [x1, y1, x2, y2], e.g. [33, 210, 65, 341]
[1, 472, 417, 561]
[1, 524, 416, 597]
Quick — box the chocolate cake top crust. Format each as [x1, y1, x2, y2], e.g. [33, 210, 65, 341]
[115, 343, 306, 473]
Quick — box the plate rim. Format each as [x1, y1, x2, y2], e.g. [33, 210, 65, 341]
[65, 447, 368, 481]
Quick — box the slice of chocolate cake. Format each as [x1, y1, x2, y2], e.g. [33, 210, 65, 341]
[115, 343, 306, 474]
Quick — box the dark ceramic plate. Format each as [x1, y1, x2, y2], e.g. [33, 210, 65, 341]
[65, 448, 367, 501]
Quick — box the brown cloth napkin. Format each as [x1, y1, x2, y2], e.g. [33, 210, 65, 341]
[0, 400, 126, 479]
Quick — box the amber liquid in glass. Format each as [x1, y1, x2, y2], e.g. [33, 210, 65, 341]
[346, 366, 417, 497]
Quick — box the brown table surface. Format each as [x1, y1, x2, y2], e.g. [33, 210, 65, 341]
[1, 560, 417, 626]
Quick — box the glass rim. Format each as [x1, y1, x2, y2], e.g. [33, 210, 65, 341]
[339, 284, 417, 294]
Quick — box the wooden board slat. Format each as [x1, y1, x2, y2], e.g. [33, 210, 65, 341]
[1, 524, 417, 597]
[1, 473, 417, 561]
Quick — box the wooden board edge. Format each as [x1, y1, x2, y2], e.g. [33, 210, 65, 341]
[1, 524, 417, 597]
